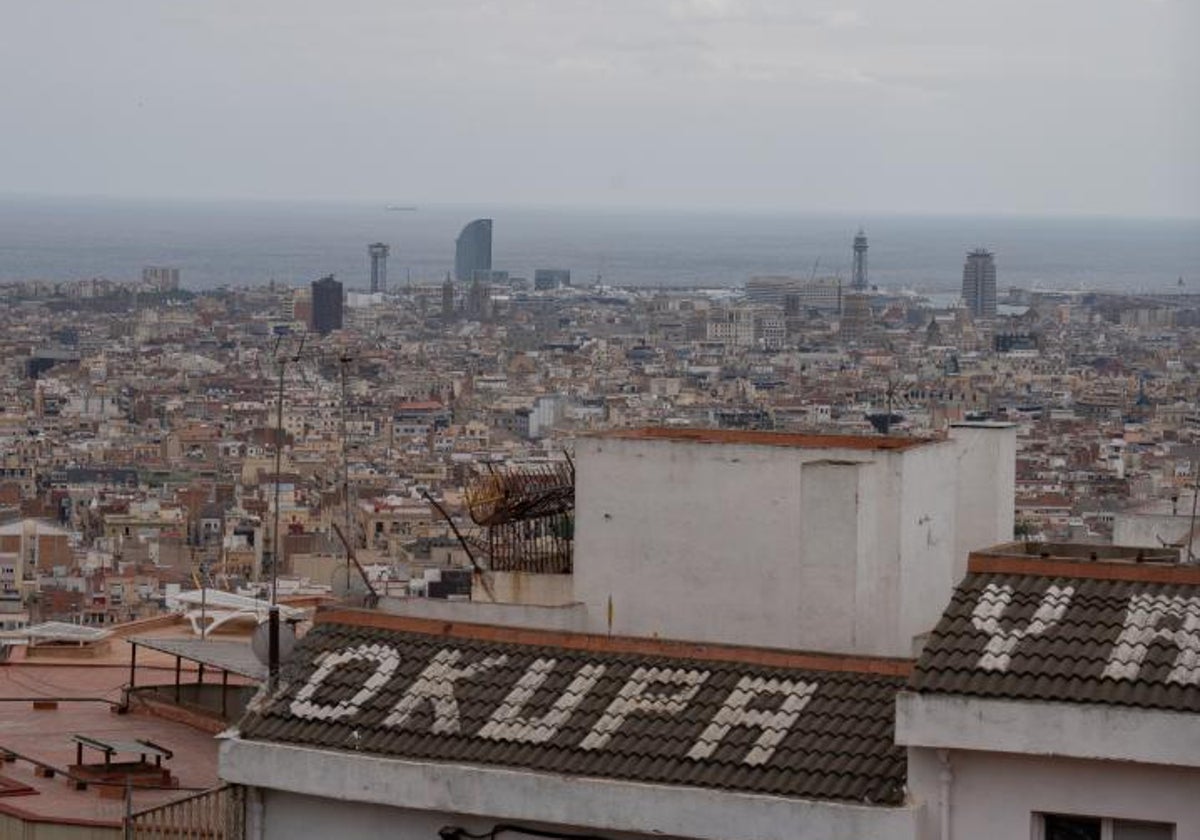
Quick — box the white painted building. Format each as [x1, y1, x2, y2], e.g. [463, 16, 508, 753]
[897, 547, 1200, 839]
[573, 425, 1015, 657]
[218, 546, 1200, 840]
[214, 428, 1199, 839]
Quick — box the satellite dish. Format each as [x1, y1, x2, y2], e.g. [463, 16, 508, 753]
[252, 620, 297, 667]
[330, 563, 368, 599]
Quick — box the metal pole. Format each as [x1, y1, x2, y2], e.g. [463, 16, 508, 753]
[268, 606, 280, 688]
[340, 354, 352, 559]
[272, 355, 284, 602]
[123, 777, 133, 840]
[268, 336, 301, 688]
[1188, 475, 1199, 564]
[199, 558, 208, 641]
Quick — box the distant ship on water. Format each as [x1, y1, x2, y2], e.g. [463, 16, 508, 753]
[385, 205, 418, 212]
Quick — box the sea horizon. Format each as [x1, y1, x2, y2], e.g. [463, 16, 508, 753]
[1, 194, 1197, 295]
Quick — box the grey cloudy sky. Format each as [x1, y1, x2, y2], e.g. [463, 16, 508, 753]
[2, 0, 1196, 216]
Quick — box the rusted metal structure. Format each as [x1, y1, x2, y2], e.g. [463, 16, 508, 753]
[462, 460, 575, 574]
[126, 784, 246, 838]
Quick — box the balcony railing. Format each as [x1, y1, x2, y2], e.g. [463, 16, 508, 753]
[126, 783, 245, 839]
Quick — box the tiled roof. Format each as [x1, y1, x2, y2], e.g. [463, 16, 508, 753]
[911, 568, 1200, 712]
[238, 616, 908, 805]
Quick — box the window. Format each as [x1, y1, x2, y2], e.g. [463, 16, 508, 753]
[1040, 814, 1174, 840]
[1044, 815, 1100, 840]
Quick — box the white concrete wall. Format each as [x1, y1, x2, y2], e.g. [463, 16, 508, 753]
[948, 423, 1016, 574]
[896, 693, 1200, 768]
[1113, 513, 1193, 548]
[851, 456, 898, 655]
[913, 748, 1200, 840]
[260, 789, 688, 840]
[480, 571, 577, 607]
[799, 461, 861, 652]
[222, 739, 920, 840]
[574, 431, 1015, 657]
[377, 595, 589, 633]
[574, 438, 811, 648]
[897, 443, 960, 654]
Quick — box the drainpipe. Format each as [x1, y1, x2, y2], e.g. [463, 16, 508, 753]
[937, 749, 952, 840]
[246, 785, 265, 840]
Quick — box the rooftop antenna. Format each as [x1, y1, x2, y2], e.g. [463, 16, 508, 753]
[1188, 468, 1199, 564]
[421, 490, 495, 601]
[339, 351, 354, 561]
[268, 333, 304, 687]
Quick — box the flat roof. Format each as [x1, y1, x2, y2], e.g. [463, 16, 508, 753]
[968, 543, 1200, 585]
[0, 622, 111, 643]
[0, 664, 223, 826]
[129, 637, 266, 680]
[594, 427, 936, 451]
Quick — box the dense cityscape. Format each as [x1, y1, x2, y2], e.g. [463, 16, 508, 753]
[4, 222, 1199, 625]
[2, 0, 1197, 835]
[1, 211, 1198, 837]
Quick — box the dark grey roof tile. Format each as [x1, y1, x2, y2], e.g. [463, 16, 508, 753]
[239, 620, 908, 805]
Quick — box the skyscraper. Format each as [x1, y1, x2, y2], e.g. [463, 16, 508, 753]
[454, 219, 493, 282]
[368, 243, 389, 294]
[851, 229, 868, 291]
[961, 248, 997, 319]
[311, 275, 344, 335]
[441, 273, 455, 321]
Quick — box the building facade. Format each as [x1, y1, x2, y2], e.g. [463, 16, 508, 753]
[454, 219, 493, 283]
[962, 248, 997, 319]
[746, 276, 841, 310]
[311, 275, 344, 335]
[573, 425, 1015, 658]
[368, 243, 389, 294]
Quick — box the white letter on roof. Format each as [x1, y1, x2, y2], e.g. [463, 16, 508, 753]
[579, 665, 708, 751]
[385, 648, 508, 734]
[477, 658, 606, 744]
[687, 676, 818, 766]
[1103, 594, 1200, 685]
[290, 644, 400, 722]
[971, 583, 1074, 672]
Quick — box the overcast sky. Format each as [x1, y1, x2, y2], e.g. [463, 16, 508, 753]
[2, 0, 1196, 216]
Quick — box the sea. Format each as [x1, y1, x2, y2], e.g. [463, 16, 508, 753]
[0, 195, 1197, 295]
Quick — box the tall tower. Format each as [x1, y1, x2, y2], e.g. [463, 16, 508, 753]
[851, 229, 868, 291]
[311, 275, 344, 335]
[961, 248, 997, 319]
[454, 219, 493, 282]
[441, 273, 455, 321]
[368, 243, 389, 294]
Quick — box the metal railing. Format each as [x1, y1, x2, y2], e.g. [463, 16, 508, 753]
[126, 784, 245, 839]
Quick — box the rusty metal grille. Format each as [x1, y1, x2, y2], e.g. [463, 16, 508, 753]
[464, 461, 575, 574]
[126, 784, 245, 839]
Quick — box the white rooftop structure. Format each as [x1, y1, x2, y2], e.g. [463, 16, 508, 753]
[0, 621, 111, 644]
[171, 589, 306, 636]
